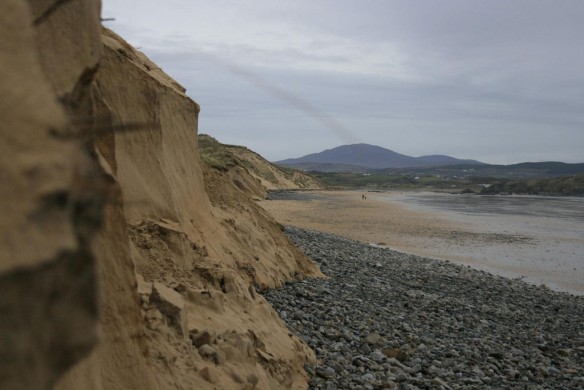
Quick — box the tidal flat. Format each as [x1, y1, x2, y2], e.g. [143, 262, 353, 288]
[261, 191, 584, 295]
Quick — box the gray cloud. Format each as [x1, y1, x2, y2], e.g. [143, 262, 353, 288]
[102, 0, 584, 164]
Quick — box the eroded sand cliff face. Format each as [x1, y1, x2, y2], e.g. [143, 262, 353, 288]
[1, 0, 102, 388]
[198, 134, 322, 197]
[225, 145, 323, 192]
[0, 1, 321, 389]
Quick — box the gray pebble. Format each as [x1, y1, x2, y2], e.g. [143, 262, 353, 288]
[316, 365, 336, 379]
[262, 227, 584, 390]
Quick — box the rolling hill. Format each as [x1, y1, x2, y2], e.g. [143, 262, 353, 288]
[481, 174, 584, 196]
[276, 143, 483, 171]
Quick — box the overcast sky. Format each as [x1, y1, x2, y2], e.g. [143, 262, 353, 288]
[102, 1, 584, 164]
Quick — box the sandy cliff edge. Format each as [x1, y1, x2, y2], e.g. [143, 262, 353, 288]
[1, 1, 321, 389]
[1, 0, 102, 388]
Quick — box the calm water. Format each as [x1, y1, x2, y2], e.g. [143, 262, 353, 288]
[382, 192, 584, 294]
[395, 193, 584, 222]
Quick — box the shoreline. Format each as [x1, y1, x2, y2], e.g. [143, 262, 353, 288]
[259, 190, 584, 295]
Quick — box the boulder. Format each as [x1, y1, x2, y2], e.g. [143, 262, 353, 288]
[150, 282, 188, 338]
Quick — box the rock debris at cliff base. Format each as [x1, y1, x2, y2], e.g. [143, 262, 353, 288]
[264, 227, 584, 389]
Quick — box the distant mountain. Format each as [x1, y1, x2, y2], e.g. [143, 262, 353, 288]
[507, 162, 584, 176]
[272, 162, 371, 173]
[416, 155, 479, 165]
[275, 143, 483, 171]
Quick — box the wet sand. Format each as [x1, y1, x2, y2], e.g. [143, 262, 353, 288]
[259, 190, 584, 295]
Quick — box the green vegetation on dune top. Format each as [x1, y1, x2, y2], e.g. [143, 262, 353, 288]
[197, 134, 323, 189]
[198, 134, 239, 171]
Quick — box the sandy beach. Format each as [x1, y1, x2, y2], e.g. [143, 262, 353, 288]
[259, 190, 584, 295]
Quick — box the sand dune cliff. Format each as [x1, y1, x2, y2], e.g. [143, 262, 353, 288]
[0, 1, 321, 389]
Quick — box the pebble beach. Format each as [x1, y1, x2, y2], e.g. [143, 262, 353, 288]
[264, 227, 584, 389]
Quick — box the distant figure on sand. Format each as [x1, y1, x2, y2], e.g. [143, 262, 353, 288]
[362, 194, 367, 200]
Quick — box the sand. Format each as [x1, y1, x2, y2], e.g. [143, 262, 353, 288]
[2, 6, 322, 387]
[259, 190, 584, 295]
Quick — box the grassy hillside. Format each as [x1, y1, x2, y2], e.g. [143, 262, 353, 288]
[311, 171, 483, 191]
[198, 134, 322, 191]
[481, 174, 584, 196]
[507, 162, 584, 175]
[198, 134, 241, 170]
[311, 170, 584, 196]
